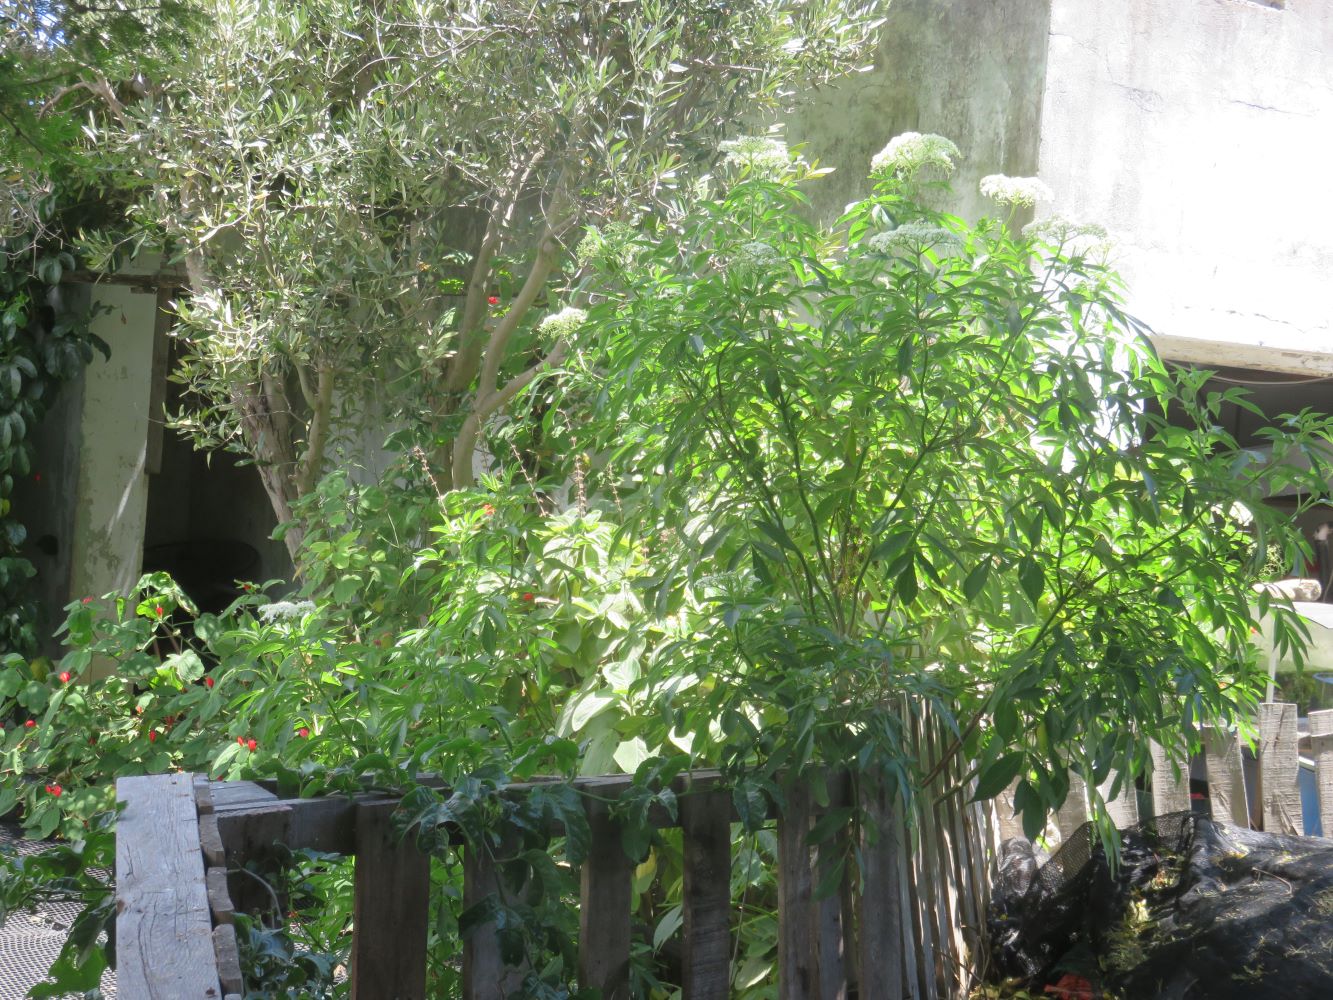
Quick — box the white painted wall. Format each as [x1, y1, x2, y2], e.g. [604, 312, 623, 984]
[1037, 0, 1333, 375]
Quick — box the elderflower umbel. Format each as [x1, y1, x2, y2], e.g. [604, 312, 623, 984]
[979, 174, 1054, 208]
[870, 132, 960, 179]
[538, 306, 588, 340]
[258, 600, 316, 623]
[729, 241, 782, 277]
[719, 136, 793, 177]
[1022, 215, 1108, 244]
[575, 222, 637, 270]
[867, 223, 964, 256]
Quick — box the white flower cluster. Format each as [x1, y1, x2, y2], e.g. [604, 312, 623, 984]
[1022, 215, 1108, 244]
[258, 600, 316, 623]
[870, 132, 960, 178]
[979, 174, 1054, 207]
[719, 135, 793, 176]
[729, 240, 782, 276]
[867, 223, 964, 256]
[575, 222, 637, 270]
[538, 306, 589, 340]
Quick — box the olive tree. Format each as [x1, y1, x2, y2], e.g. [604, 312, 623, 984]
[83, 0, 883, 556]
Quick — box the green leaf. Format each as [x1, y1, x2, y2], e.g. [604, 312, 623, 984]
[1018, 558, 1044, 604]
[973, 752, 1026, 802]
[962, 560, 991, 601]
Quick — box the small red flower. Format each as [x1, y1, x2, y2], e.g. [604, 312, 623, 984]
[81, 596, 92, 604]
[247, 738, 257, 752]
[205, 676, 215, 688]
[242, 583, 253, 592]
[148, 730, 157, 743]
[487, 295, 500, 306]
[58, 671, 71, 684]
[134, 706, 143, 715]
[34, 473, 41, 483]
[155, 605, 164, 616]
[482, 503, 496, 516]
[522, 592, 535, 602]
[237, 736, 245, 746]
[298, 727, 310, 738]
[45, 784, 61, 797]
[24, 719, 35, 729]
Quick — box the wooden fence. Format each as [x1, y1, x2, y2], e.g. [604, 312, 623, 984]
[115, 726, 994, 999]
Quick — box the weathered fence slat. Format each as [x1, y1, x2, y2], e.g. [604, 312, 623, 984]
[462, 842, 527, 1000]
[350, 802, 430, 1000]
[1150, 740, 1192, 816]
[1259, 702, 1302, 834]
[680, 790, 733, 1000]
[857, 774, 904, 1000]
[1308, 709, 1333, 836]
[115, 773, 223, 999]
[579, 799, 634, 1000]
[1201, 724, 1250, 826]
[777, 780, 819, 1000]
[1098, 770, 1139, 829]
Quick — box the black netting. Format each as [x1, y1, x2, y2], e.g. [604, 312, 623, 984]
[989, 813, 1333, 998]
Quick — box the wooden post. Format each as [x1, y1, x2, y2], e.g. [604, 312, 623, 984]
[777, 781, 818, 1000]
[115, 773, 224, 999]
[1097, 769, 1139, 829]
[1149, 740, 1191, 816]
[856, 774, 904, 1000]
[680, 790, 732, 1000]
[1201, 724, 1250, 827]
[462, 842, 527, 1000]
[579, 798, 633, 1000]
[1308, 709, 1333, 837]
[1258, 702, 1303, 834]
[813, 828, 850, 1000]
[350, 803, 431, 1000]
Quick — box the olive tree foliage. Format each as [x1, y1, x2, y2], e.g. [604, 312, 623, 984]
[565, 137, 1333, 836]
[81, 0, 883, 556]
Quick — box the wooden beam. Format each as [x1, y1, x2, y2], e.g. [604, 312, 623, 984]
[115, 773, 224, 999]
[1307, 709, 1333, 837]
[1202, 725, 1250, 827]
[579, 798, 634, 1000]
[350, 802, 431, 1000]
[680, 790, 732, 1000]
[1259, 702, 1303, 834]
[1153, 333, 1333, 377]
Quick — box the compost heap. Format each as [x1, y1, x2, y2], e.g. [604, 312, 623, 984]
[989, 812, 1333, 998]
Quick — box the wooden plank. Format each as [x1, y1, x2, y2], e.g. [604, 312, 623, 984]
[213, 923, 244, 997]
[199, 812, 226, 869]
[1149, 740, 1191, 816]
[893, 804, 918, 999]
[1259, 702, 1303, 834]
[206, 867, 234, 925]
[194, 776, 215, 815]
[777, 781, 817, 1000]
[145, 285, 175, 476]
[115, 773, 224, 999]
[462, 840, 528, 999]
[813, 828, 849, 1000]
[1097, 768, 1139, 829]
[217, 803, 291, 916]
[1310, 710, 1333, 837]
[349, 802, 431, 1000]
[856, 774, 904, 1000]
[210, 780, 280, 814]
[1202, 724, 1250, 827]
[579, 798, 634, 1000]
[680, 790, 732, 1000]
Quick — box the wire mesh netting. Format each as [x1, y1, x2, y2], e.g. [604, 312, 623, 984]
[0, 823, 115, 1000]
[989, 812, 1333, 999]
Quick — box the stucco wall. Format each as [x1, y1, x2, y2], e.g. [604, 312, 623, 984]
[1038, 0, 1333, 375]
[788, 0, 1053, 223]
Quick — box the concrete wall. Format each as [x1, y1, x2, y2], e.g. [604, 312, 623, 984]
[68, 281, 158, 602]
[1037, 0, 1333, 375]
[789, 0, 1053, 223]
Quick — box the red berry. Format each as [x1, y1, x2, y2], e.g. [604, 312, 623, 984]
[487, 295, 500, 306]
[247, 738, 257, 752]
[149, 731, 157, 743]
[48, 784, 61, 797]
[24, 719, 35, 729]
[298, 727, 310, 738]
[58, 671, 71, 684]
[522, 592, 534, 602]
[205, 676, 215, 688]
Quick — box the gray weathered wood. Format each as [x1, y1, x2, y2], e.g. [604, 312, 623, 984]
[462, 840, 528, 999]
[1259, 702, 1303, 834]
[1150, 740, 1192, 816]
[777, 781, 817, 1000]
[206, 867, 234, 925]
[1307, 710, 1333, 837]
[680, 790, 732, 1000]
[350, 802, 431, 1000]
[115, 773, 223, 999]
[198, 812, 226, 869]
[1097, 769, 1139, 829]
[893, 804, 918, 999]
[856, 774, 904, 1000]
[814, 831, 848, 1000]
[213, 923, 244, 997]
[218, 802, 291, 915]
[1202, 724, 1250, 827]
[579, 798, 633, 1000]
